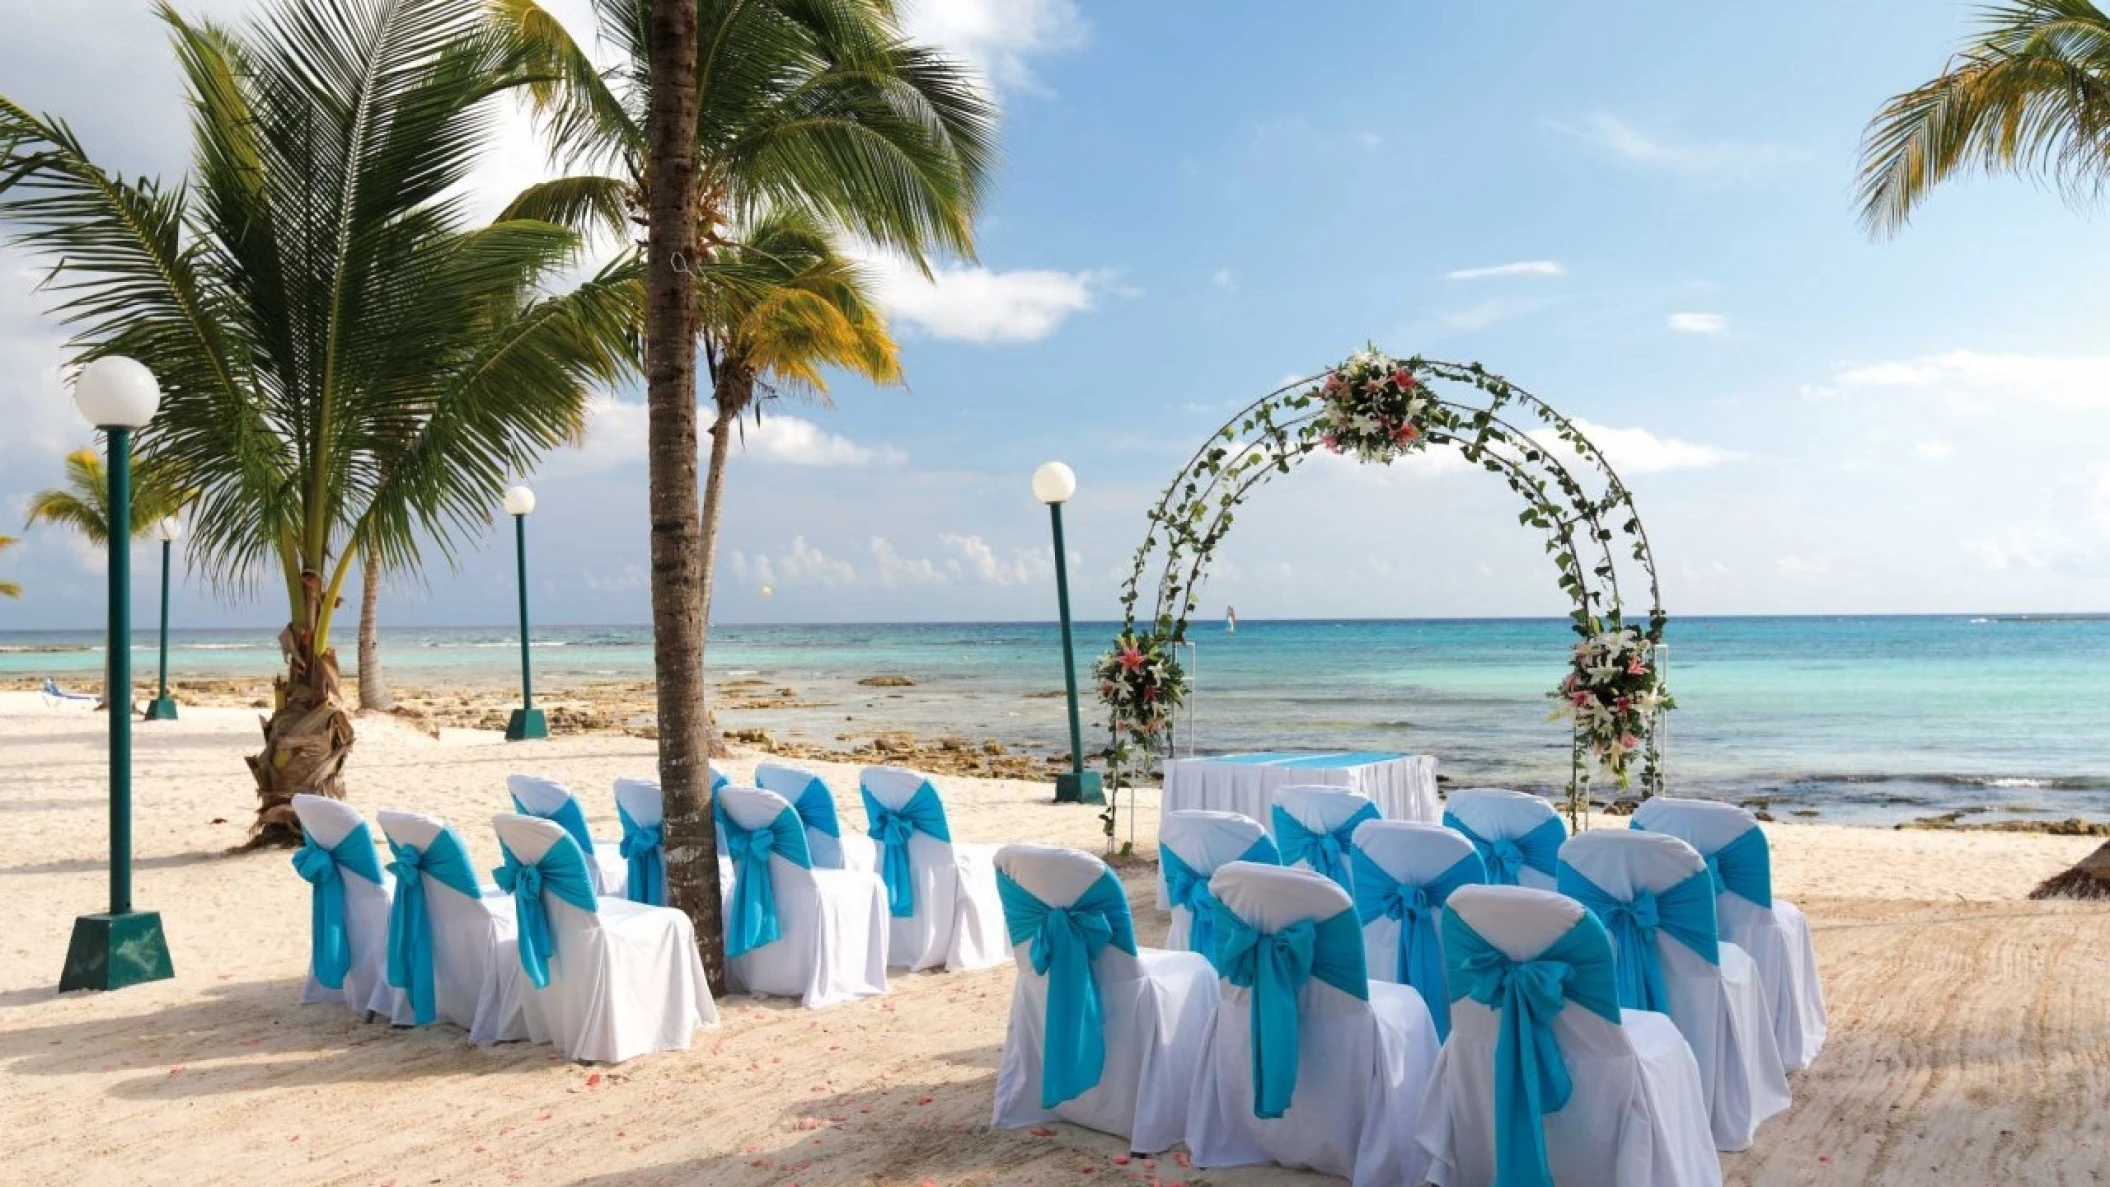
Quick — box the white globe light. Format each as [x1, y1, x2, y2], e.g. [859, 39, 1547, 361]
[503, 485, 537, 517]
[152, 516, 183, 543]
[73, 356, 161, 428]
[1031, 461, 1076, 505]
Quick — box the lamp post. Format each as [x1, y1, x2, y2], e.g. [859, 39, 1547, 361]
[502, 484, 547, 741]
[60, 355, 175, 992]
[143, 516, 181, 722]
[1034, 462, 1103, 805]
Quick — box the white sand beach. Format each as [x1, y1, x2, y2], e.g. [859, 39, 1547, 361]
[5, 692, 2110, 1185]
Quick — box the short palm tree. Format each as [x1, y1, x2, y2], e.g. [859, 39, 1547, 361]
[24, 448, 194, 545]
[0, 535, 20, 599]
[1859, 0, 2110, 233]
[0, 0, 638, 842]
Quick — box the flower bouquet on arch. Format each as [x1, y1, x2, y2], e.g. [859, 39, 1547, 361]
[1307, 347, 1437, 463]
[1552, 621, 1673, 787]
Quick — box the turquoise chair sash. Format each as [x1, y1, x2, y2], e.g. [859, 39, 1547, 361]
[511, 790, 597, 857]
[291, 822, 384, 991]
[1557, 865, 1719, 1013]
[1160, 836, 1278, 959]
[1444, 812, 1564, 887]
[1350, 847, 1485, 1039]
[720, 805, 813, 957]
[1630, 817, 1774, 909]
[493, 837, 598, 989]
[1444, 912, 1622, 1187]
[710, 767, 729, 794]
[785, 774, 842, 840]
[384, 828, 481, 1025]
[996, 868, 1139, 1108]
[1210, 901, 1368, 1119]
[617, 804, 665, 907]
[1271, 801, 1380, 892]
[861, 781, 951, 918]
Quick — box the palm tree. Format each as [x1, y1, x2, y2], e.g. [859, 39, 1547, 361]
[0, 0, 638, 843]
[0, 535, 20, 600]
[1859, 0, 2110, 233]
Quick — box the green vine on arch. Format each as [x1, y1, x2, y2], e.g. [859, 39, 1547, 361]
[1095, 347, 1673, 847]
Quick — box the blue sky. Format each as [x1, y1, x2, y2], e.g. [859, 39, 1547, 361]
[5, 0, 2110, 631]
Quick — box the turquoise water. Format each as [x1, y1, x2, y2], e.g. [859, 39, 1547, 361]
[8, 615, 2110, 823]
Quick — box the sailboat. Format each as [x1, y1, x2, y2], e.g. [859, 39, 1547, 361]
[1225, 605, 1237, 634]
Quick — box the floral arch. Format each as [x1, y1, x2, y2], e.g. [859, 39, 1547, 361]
[1095, 348, 1674, 839]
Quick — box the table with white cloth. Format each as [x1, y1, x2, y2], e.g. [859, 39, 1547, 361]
[1155, 751, 1440, 908]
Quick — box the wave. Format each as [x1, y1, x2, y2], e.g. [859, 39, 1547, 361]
[1780, 771, 2110, 793]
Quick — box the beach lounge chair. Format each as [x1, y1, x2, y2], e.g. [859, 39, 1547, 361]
[990, 844, 1219, 1153]
[1559, 829, 1791, 1151]
[373, 810, 524, 1041]
[490, 813, 718, 1063]
[289, 794, 400, 1022]
[1442, 787, 1566, 890]
[507, 774, 628, 899]
[858, 765, 1009, 972]
[1416, 885, 1722, 1187]
[755, 762, 877, 873]
[1269, 784, 1380, 895]
[1348, 819, 1486, 1039]
[1186, 861, 1439, 1187]
[716, 785, 889, 1008]
[40, 676, 97, 708]
[1630, 797, 1828, 1071]
[1159, 809, 1278, 956]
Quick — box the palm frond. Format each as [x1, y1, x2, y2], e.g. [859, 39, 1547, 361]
[498, 174, 635, 241]
[489, 0, 644, 171]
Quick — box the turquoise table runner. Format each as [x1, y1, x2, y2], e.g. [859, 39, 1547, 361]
[1211, 751, 1406, 770]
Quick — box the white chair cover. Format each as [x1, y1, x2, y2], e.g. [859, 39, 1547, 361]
[611, 777, 667, 906]
[858, 766, 1009, 972]
[507, 773, 629, 899]
[1159, 810, 1277, 954]
[990, 844, 1219, 1153]
[289, 794, 399, 1020]
[1186, 862, 1439, 1187]
[1417, 885, 1722, 1187]
[490, 814, 718, 1063]
[1442, 788, 1565, 891]
[1559, 830, 1791, 1151]
[1347, 820, 1485, 1028]
[1631, 798, 1827, 1071]
[756, 762, 879, 874]
[1269, 785, 1380, 895]
[373, 810, 524, 1042]
[717, 786, 889, 1008]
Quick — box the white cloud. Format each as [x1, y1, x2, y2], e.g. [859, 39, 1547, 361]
[1915, 439, 1955, 461]
[1775, 555, 1830, 578]
[869, 536, 950, 588]
[1437, 297, 1556, 334]
[939, 532, 1054, 586]
[776, 536, 861, 587]
[1543, 418, 1739, 474]
[1445, 260, 1566, 281]
[547, 400, 903, 475]
[900, 0, 1087, 96]
[1833, 350, 2110, 410]
[865, 255, 1103, 343]
[1547, 112, 1803, 177]
[1356, 131, 1384, 150]
[1212, 267, 1237, 291]
[1668, 312, 1727, 335]
[743, 416, 907, 467]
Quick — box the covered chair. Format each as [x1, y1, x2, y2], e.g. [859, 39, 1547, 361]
[1349, 819, 1486, 1039]
[1442, 788, 1565, 890]
[507, 774, 627, 898]
[858, 766, 1009, 972]
[374, 810, 523, 1042]
[1186, 862, 1440, 1187]
[1416, 885, 1720, 1187]
[716, 786, 889, 1008]
[1269, 785, 1380, 894]
[489, 814, 718, 1062]
[1160, 810, 1279, 956]
[756, 762, 877, 873]
[991, 844, 1219, 1153]
[289, 794, 399, 1021]
[1558, 830, 1790, 1151]
[1630, 797, 1826, 1071]
[614, 777, 736, 909]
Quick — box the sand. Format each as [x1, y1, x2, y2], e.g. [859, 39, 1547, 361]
[3, 691, 2108, 1185]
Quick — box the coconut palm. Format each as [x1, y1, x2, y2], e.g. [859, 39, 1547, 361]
[0, 535, 20, 599]
[1859, 0, 2110, 233]
[0, 0, 638, 843]
[24, 448, 194, 545]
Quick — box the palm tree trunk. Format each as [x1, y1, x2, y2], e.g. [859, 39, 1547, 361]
[245, 569, 355, 847]
[695, 386, 745, 760]
[356, 554, 395, 712]
[645, 0, 726, 994]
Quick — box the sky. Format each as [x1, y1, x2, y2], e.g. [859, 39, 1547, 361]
[5, 0, 2110, 631]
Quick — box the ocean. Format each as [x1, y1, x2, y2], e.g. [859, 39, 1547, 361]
[7, 615, 2109, 825]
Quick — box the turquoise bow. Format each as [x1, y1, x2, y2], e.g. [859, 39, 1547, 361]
[291, 823, 382, 991]
[1211, 902, 1370, 1119]
[493, 839, 597, 989]
[721, 806, 812, 957]
[1444, 912, 1622, 1187]
[617, 805, 665, 907]
[383, 829, 480, 1025]
[996, 869, 1136, 1108]
[1271, 801, 1378, 892]
[512, 790, 597, 858]
[1557, 865, 1720, 1013]
[1350, 847, 1484, 1040]
[861, 782, 950, 918]
[788, 776, 842, 840]
[1444, 813, 1565, 887]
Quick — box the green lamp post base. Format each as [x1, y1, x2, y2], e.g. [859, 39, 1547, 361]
[59, 911, 174, 992]
[1054, 770, 1105, 805]
[143, 696, 179, 722]
[504, 707, 547, 741]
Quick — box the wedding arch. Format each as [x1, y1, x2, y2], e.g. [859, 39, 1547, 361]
[1094, 348, 1674, 841]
